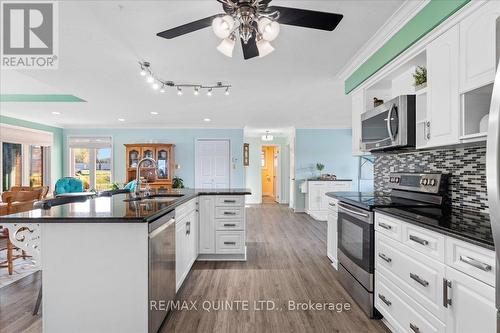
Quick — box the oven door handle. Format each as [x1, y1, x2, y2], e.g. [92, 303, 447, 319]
[338, 204, 369, 218]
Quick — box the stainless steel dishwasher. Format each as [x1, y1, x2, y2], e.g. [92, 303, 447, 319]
[149, 211, 175, 333]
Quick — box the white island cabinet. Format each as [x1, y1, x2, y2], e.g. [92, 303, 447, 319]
[305, 180, 352, 221]
[326, 197, 339, 269]
[375, 212, 496, 333]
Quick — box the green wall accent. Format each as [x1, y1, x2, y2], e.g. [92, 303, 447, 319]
[0, 94, 86, 102]
[345, 0, 470, 94]
[0, 116, 64, 187]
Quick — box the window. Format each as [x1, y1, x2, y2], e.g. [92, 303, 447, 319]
[2, 142, 23, 191]
[69, 137, 113, 191]
[29, 145, 44, 187]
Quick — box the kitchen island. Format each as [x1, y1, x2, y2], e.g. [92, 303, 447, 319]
[0, 188, 250, 333]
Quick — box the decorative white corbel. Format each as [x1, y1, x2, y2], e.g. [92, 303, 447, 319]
[7, 223, 42, 263]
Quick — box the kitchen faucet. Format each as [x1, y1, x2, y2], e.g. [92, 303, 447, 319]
[135, 157, 159, 196]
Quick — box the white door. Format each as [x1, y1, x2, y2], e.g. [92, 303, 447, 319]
[445, 266, 496, 333]
[195, 139, 230, 189]
[426, 25, 460, 148]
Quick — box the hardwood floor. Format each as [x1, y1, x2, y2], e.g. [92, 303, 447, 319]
[0, 204, 389, 333]
[163, 204, 389, 333]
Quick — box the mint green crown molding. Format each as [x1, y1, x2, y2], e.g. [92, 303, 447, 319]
[0, 94, 86, 102]
[344, 0, 470, 94]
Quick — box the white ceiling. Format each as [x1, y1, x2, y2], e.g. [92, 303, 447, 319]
[0, 0, 404, 129]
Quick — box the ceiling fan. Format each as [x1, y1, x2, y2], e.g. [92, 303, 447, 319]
[157, 0, 343, 60]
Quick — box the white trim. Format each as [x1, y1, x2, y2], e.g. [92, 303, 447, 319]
[261, 143, 283, 204]
[0, 123, 53, 146]
[338, 0, 429, 80]
[347, 1, 485, 95]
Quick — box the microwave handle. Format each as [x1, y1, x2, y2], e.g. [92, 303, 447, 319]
[386, 104, 396, 141]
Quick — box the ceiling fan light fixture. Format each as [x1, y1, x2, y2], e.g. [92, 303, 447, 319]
[256, 38, 274, 58]
[216, 36, 235, 57]
[212, 15, 235, 39]
[257, 18, 280, 41]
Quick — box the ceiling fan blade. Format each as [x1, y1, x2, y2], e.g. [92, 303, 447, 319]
[241, 35, 259, 60]
[157, 15, 220, 39]
[268, 6, 343, 31]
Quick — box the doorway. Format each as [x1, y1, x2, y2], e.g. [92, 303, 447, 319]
[261, 145, 280, 203]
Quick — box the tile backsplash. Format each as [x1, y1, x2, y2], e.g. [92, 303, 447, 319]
[374, 145, 488, 213]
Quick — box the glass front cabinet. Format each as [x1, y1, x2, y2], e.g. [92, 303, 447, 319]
[124, 144, 175, 189]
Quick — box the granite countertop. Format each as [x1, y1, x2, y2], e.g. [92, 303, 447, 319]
[325, 191, 375, 199]
[376, 207, 494, 250]
[0, 188, 251, 223]
[305, 178, 353, 181]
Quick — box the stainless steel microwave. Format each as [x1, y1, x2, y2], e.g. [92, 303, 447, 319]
[360, 95, 416, 152]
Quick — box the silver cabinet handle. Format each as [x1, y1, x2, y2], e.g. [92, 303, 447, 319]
[410, 323, 420, 333]
[186, 221, 191, 235]
[338, 204, 369, 218]
[378, 293, 391, 306]
[410, 273, 429, 287]
[378, 222, 392, 230]
[409, 235, 429, 246]
[224, 200, 236, 203]
[223, 211, 237, 215]
[224, 241, 236, 245]
[224, 223, 236, 227]
[459, 255, 492, 272]
[443, 278, 452, 308]
[329, 202, 336, 207]
[378, 252, 392, 263]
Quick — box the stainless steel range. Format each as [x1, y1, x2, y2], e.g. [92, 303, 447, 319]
[334, 172, 448, 318]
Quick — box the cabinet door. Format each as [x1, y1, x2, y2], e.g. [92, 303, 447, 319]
[127, 147, 141, 168]
[459, 1, 500, 92]
[351, 89, 365, 156]
[187, 210, 198, 264]
[198, 196, 215, 254]
[156, 147, 170, 180]
[141, 147, 155, 167]
[175, 220, 187, 291]
[308, 183, 324, 211]
[327, 210, 338, 265]
[445, 266, 496, 333]
[319, 186, 330, 211]
[426, 25, 460, 148]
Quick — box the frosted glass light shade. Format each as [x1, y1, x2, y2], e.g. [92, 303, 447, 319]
[212, 15, 235, 39]
[257, 39, 274, 58]
[258, 18, 280, 41]
[217, 37, 235, 57]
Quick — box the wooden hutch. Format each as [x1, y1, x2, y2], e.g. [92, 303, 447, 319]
[124, 144, 175, 190]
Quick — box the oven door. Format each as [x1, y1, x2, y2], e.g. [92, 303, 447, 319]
[361, 101, 400, 151]
[337, 202, 374, 290]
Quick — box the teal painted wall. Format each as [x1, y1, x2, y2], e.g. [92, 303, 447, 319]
[295, 129, 360, 190]
[62, 128, 245, 188]
[345, 0, 470, 93]
[0, 116, 64, 185]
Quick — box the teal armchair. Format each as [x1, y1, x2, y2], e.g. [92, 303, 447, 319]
[54, 177, 84, 196]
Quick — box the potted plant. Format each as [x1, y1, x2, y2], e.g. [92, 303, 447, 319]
[413, 66, 427, 90]
[172, 176, 185, 189]
[316, 163, 325, 178]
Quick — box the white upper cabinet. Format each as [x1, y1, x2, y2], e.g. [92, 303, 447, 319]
[459, 1, 500, 93]
[424, 25, 460, 148]
[351, 89, 365, 156]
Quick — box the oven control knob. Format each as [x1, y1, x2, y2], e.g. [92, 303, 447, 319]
[422, 179, 429, 185]
[429, 179, 436, 186]
[390, 177, 394, 183]
[420, 179, 425, 185]
[395, 177, 400, 183]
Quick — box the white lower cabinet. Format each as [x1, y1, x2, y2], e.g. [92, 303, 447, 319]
[444, 266, 496, 333]
[306, 181, 352, 221]
[198, 195, 247, 260]
[375, 212, 496, 333]
[326, 198, 338, 268]
[175, 199, 198, 291]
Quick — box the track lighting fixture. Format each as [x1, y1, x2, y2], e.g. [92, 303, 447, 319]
[138, 61, 232, 96]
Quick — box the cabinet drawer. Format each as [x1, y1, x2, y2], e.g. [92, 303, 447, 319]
[175, 198, 197, 221]
[445, 237, 495, 287]
[216, 219, 244, 231]
[402, 223, 445, 261]
[374, 213, 403, 242]
[376, 232, 446, 321]
[215, 207, 243, 219]
[329, 182, 352, 191]
[375, 272, 446, 333]
[216, 231, 245, 254]
[215, 196, 244, 207]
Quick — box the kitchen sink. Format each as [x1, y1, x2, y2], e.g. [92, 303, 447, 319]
[123, 193, 184, 202]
